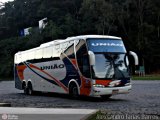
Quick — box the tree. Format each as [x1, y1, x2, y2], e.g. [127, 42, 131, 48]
[0, 0, 160, 77]
[80, 0, 116, 35]
[42, 20, 62, 40]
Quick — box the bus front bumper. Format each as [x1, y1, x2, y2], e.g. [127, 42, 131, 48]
[92, 85, 132, 96]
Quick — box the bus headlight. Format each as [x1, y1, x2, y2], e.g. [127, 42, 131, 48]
[125, 83, 131, 86]
[93, 84, 105, 88]
[108, 80, 121, 87]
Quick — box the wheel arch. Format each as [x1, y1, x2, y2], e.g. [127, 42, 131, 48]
[27, 79, 33, 90]
[68, 79, 80, 95]
[22, 80, 26, 89]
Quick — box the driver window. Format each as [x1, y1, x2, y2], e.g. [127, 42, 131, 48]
[75, 40, 91, 78]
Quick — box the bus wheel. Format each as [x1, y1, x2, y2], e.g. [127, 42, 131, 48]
[28, 83, 34, 95]
[23, 84, 29, 95]
[69, 83, 78, 98]
[101, 95, 112, 99]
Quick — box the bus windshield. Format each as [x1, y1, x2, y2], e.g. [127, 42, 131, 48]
[92, 53, 129, 79]
[87, 38, 129, 79]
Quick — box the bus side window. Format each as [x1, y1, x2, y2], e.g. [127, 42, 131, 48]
[75, 40, 91, 78]
[35, 48, 43, 59]
[64, 43, 75, 59]
[43, 46, 53, 58]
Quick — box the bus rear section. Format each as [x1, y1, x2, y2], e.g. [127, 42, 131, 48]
[14, 35, 138, 98]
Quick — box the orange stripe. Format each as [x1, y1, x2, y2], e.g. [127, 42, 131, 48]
[80, 76, 91, 96]
[95, 80, 112, 86]
[29, 64, 68, 92]
[16, 65, 27, 80]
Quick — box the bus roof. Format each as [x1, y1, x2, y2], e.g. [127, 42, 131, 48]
[66, 35, 121, 41]
[47, 35, 121, 45]
[15, 35, 121, 55]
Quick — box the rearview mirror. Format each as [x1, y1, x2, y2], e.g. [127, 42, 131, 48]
[129, 51, 139, 65]
[88, 51, 95, 66]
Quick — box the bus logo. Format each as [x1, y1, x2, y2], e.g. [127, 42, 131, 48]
[91, 43, 124, 47]
[41, 64, 65, 70]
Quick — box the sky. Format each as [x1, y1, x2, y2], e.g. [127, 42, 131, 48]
[0, 0, 14, 3]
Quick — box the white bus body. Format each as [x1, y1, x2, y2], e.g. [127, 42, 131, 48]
[14, 35, 138, 98]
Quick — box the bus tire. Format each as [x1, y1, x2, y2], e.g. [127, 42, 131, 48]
[27, 82, 34, 95]
[22, 82, 29, 95]
[23, 84, 29, 95]
[69, 83, 78, 98]
[101, 95, 112, 99]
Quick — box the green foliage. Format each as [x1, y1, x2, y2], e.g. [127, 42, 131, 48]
[41, 20, 62, 40]
[80, 0, 116, 35]
[0, 37, 27, 77]
[0, 29, 43, 77]
[0, 0, 160, 77]
[132, 75, 160, 80]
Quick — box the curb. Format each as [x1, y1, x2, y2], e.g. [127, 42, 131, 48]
[81, 110, 99, 120]
[0, 103, 11, 107]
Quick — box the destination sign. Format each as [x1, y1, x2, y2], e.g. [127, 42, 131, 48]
[87, 39, 127, 53]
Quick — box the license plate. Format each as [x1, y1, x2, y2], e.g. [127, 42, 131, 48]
[112, 89, 119, 94]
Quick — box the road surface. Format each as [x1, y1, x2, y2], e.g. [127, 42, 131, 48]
[0, 80, 160, 119]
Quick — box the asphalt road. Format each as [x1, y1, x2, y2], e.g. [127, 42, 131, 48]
[0, 80, 160, 119]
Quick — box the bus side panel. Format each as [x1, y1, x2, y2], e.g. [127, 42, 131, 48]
[79, 76, 92, 96]
[61, 53, 92, 96]
[61, 56, 81, 87]
[14, 64, 26, 90]
[22, 60, 68, 93]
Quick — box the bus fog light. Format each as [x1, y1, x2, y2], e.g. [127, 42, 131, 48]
[108, 80, 121, 87]
[93, 90, 100, 93]
[93, 84, 105, 88]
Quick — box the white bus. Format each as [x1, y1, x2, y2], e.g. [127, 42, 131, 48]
[14, 35, 138, 98]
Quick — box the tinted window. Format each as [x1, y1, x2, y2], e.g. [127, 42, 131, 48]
[75, 40, 91, 78]
[64, 43, 75, 59]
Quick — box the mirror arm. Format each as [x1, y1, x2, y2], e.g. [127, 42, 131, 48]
[88, 51, 95, 66]
[129, 51, 139, 65]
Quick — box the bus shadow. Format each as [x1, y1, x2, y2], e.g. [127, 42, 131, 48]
[19, 92, 128, 102]
[78, 95, 128, 102]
